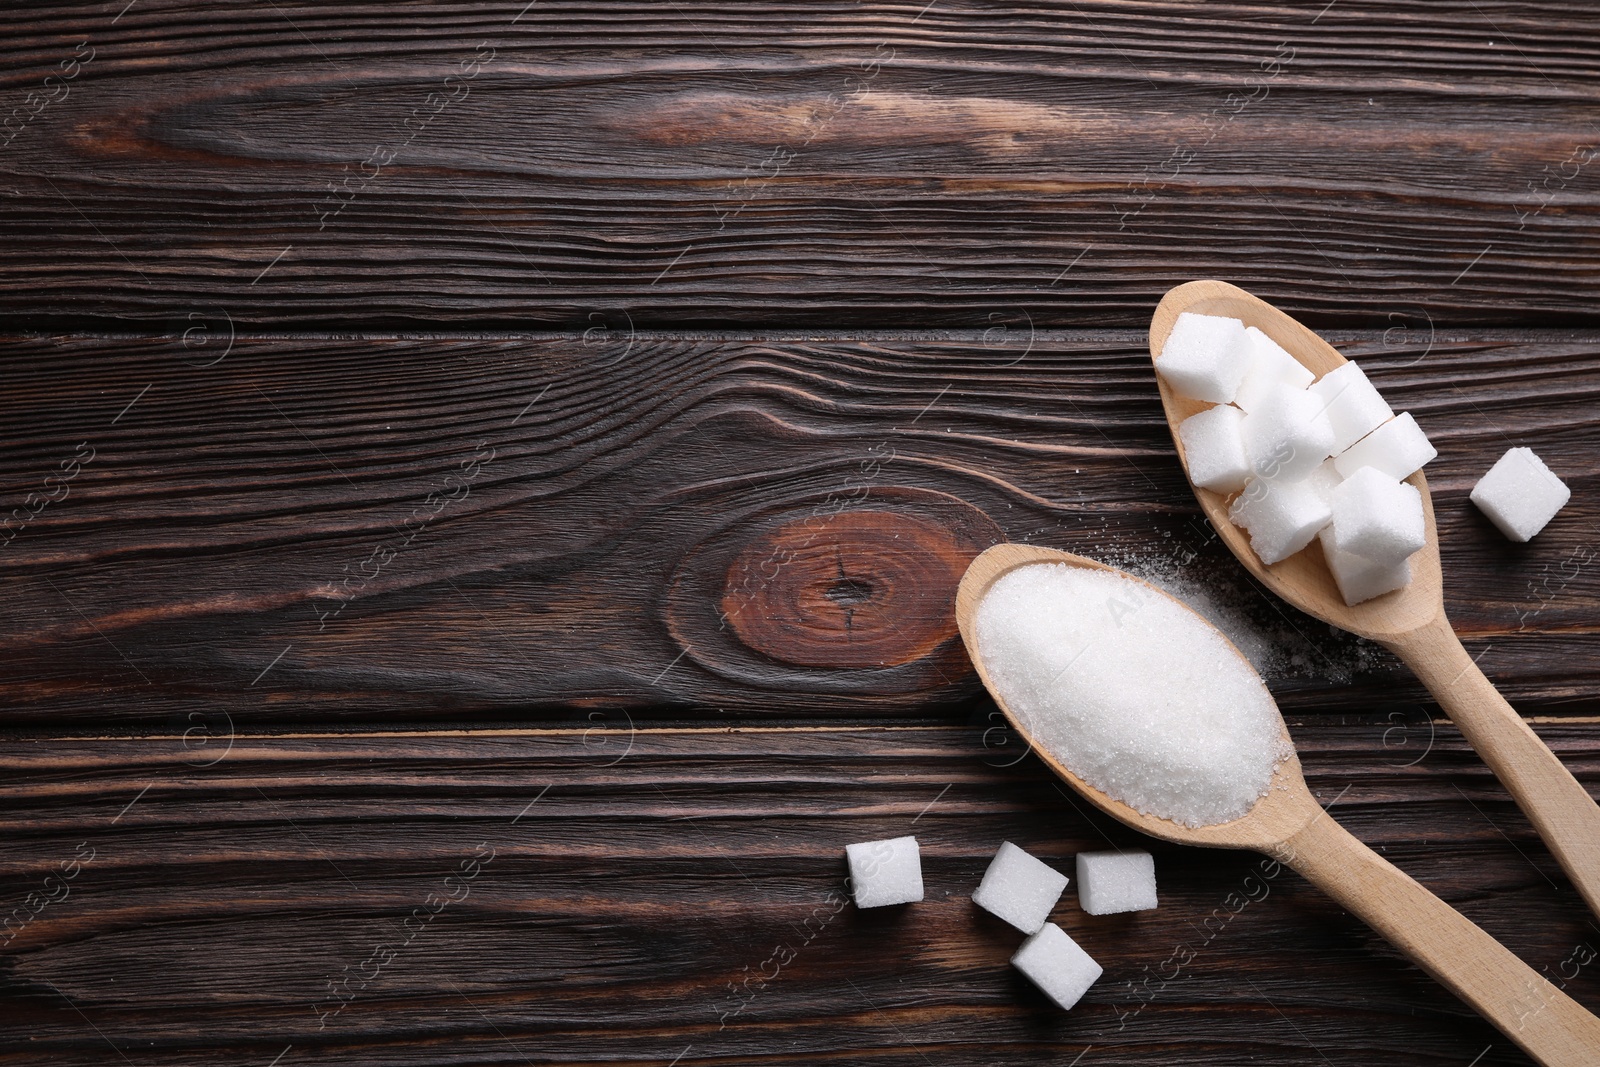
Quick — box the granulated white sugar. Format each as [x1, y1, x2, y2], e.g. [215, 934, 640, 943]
[1102, 543, 1389, 686]
[974, 563, 1290, 828]
[1112, 552, 1276, 677]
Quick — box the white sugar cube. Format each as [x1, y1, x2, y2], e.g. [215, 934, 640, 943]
[1076, 850, 1158, 915]
[1011, 922, 1103, 1011]
[972, 841, 1070, 934]
[1178, 404, 1251, 493]
[1334, 412, 1436, 480]
[1319, 528, 1412, 605]
[1304, 459, 1342, 508]
[1233, 326, 1314, 413]
[1470, 447, 1571, 542]
[1310, 361, 1393, 454]
[1155, 313, 1250, 403]
[846, 836, 923, 908]
[1241, 384, 1335, 482]
[1328, 466, 1426, 566]
[1228, 476, 1332, 565]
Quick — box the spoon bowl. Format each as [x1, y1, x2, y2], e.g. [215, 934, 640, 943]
[1149, 280, 1440, 639]
[956, 543, 1600, 1066]
[1151, 280, 1600, 920]
[956, 542, 1321, 853]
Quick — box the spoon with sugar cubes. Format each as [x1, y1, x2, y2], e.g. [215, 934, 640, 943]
[956, 543, 1600, 1065]
[1148, 279, 1600, 921]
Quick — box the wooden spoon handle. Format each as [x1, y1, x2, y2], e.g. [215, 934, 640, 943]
[1280, 810, 1600, 1065]
[1391, 613, 1600, 920]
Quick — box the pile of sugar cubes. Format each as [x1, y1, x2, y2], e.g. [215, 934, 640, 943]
[846, 835, 1157, 1012]
[1159, 312, 1573, 590]
[1157, 311, 1439, 605]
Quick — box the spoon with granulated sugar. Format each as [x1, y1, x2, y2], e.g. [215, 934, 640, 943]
[1150, 279, 1600, 922]
[956, 543, 1600, 1065]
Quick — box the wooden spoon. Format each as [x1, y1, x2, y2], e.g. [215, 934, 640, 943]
[1149, 279, 1600, 921]
[956, 543, 1600, 1065]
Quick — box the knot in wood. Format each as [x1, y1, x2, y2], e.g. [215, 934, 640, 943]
[719, 510, 970, 669]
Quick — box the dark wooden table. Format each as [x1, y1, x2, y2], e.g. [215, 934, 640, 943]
[3, 2, 1599, 1064]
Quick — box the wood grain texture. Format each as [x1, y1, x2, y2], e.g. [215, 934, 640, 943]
[6, 3, 1600, 1063]
[0, 330, 1596, 727]
[1, 724, 1598, 1066]
[1279, 809, 1600, 1067]
[6, 2, 1600, 328]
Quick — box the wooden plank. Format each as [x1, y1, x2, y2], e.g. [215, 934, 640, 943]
[4, 2, 1600, 328]
[0, 724, 1596, 1066]
[0, 330, 1594, 726]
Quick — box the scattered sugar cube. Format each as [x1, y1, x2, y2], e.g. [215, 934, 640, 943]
[1241, 384, 1335, 482]
[1334, 412, 1436, 480]
[1228, 476, 1333, 565]
[1076, 850, 1158, 915]
[1470, 447, 1571, 542]
[1155, 312, 1250, 403]
[972, 841, 1070, 935]
[1328, 466, 1426, 566]
[1178, 404, 1251, 493]
[1233, 326, 1315, 413]
[1319, 527, 1412, 605]
[846, 836, 923, 908]
[1310, 361, 1393, 454]
[1011, 922, 1103, 1011]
